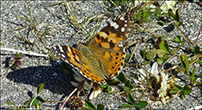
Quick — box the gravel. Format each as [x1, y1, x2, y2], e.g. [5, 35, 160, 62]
[1, 1, 202, 110]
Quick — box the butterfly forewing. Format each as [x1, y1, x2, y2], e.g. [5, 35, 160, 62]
[88, 13, 134, 52]
[52, 46, 82, 71]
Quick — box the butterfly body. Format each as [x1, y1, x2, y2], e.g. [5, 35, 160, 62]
[53, 13, 134, 85]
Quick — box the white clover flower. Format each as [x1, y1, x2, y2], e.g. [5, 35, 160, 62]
[157, 72, 170, 98]
[151, 62, 160, 82]
[159, 1, 177, 13]
[157, 87, 167, 97]
[89, 87, 102, 100]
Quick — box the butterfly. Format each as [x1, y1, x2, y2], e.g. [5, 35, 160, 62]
[52, 12, 134, 85]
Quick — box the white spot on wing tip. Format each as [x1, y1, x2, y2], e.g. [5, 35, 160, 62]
[110, 22, 119, 29]
[121, 27, 125, 32]
[120, 17, 124, 20]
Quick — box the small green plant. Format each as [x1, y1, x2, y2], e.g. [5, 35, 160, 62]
[68, 96, 85, 108]
[81, 100, 104, 110]
[170, 85, 192, 99]
[7, 83, 46, 110]
[28, 83, 46, 109]
[179, 54, 202, 86]
[121, 93, 147, 108]
[12, 1, 50, 49]
[9, 53, 24, 70]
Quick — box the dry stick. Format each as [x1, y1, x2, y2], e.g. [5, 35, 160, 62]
[128, 39, 142, 62]
[195, 24, 202, 45]
[59, 88, 78, 110]
[109, 91, 125, 100]
[109, 0, 123, 16]
[173, 22, 194, 47]
[59, 79, 86, 109]
[1, 47, 48, 57]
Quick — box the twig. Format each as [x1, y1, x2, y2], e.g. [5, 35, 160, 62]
[59, 88, 78, 110]
[1, 47, 49, 57]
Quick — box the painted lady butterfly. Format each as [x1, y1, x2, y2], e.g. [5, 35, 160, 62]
[52, 12, 134, 85]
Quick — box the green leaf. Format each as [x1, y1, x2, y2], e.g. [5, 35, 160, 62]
[50, 50, 53, 59]
[115, 0, 120, 5]
[174, 85, 182, 91]
[122, 0, 126, 4]
[116, 72, 127, 83]
[81, 107, 91, 110]
[185, 54, 191, 81]
[193, 74, 202, 85]
[101, 83, 108, 88]
[157, 58, 164, 65]
[36, 96, 46, 103]
[16, 53, 22, 58]
[124, 54, 131, 63]
[156, 49, 167, 58]
[174, 35, 184, 43]
[31, 96, 38, 106]
[191, 67, 196, 84]
[159, 40, 169, 52]
[85, 100, 95, 110]
[196, 82, 202, 86]
[175, 9, 181, 21]
[17, 16, 31, 23]
[142, 61, 151, 65]
[182, 86, 192, 95]
[146, 48, 156, 60]
[6, 101, 19, 109]
[107, 85, 112, 94]
[24, 100, 31, 110]
[196, 58, 200, 63]
[35, 103, 40, 110]
[170, 90, 178, 94]
[181, 92, 185, 99]
[128, 93, 135, 105]
[155, 9, 162, 18]
[175, 22, 182, 27]
[168, 9, 176, 20]
[97, 104, 105, 110]
[124, 81, 133, 91]
[7, 100, 16, 106]
[136, 101, 148, 108]
[37, 83, 45, 94]
[108, 80, 120, 85]
[126, 54, 131, 58]
[108, 7, 111, 11]
[179, 55, 186, 68]
[104, 0, 108, 6]
[120, 104, 133, 108]
[193, 46, 202, 55]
